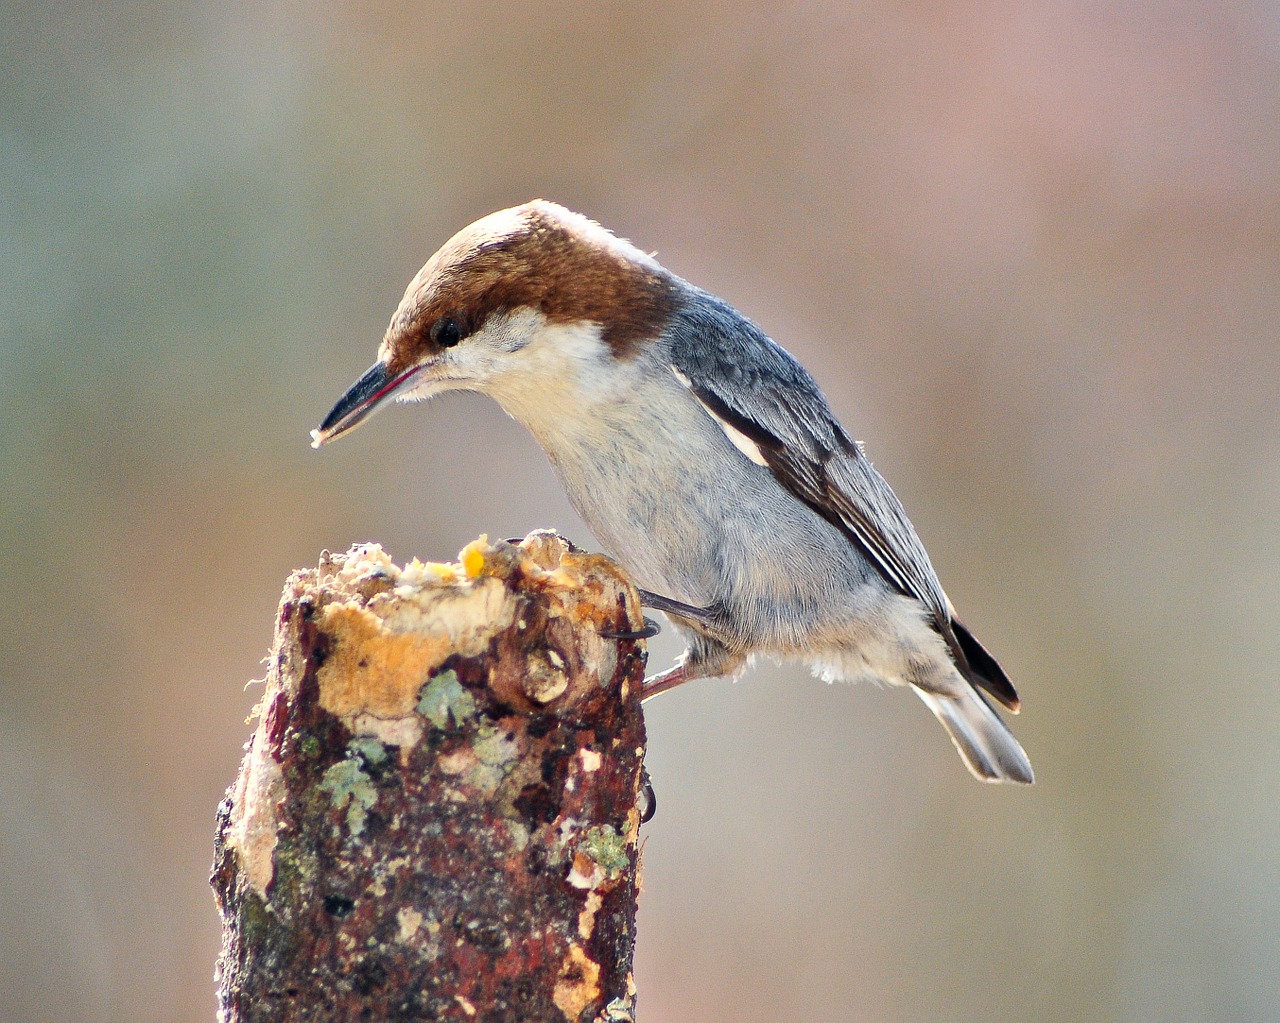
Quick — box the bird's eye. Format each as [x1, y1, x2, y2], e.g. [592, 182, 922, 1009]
[432, 315, 464, 349]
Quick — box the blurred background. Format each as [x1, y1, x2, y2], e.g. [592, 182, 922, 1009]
[3, 1, 1279, 1020]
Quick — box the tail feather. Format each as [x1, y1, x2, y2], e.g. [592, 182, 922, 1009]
[950, 616, 1020, 712]
[913, 685, 1034, 784]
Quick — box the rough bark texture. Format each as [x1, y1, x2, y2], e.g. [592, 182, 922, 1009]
[212, 532, 649, 1023]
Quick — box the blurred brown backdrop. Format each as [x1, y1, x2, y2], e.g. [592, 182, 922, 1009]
[3, 1, 1279, 1020]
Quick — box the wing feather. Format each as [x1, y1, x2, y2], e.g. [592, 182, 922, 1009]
[666, 292, 1019, 710]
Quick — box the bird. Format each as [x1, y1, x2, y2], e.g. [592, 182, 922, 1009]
[311, 200, 1033, 784]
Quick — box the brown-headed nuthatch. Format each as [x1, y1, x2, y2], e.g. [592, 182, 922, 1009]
[312, 201, 1033, 784]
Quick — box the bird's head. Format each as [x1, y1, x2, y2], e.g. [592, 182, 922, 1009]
[311, 200, 680, 447]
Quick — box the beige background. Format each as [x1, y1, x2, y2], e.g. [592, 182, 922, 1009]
[3, 2, 1279, 1020]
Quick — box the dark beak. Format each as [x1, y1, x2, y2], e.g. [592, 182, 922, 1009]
[310, 361, 423, 447]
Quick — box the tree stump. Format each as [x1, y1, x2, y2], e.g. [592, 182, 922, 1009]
[212, 532, 649, 1023]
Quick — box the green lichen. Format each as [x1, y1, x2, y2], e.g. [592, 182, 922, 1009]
[297, 733, 321, 758]
[579, 824, 629, 878]
[463, 723, 521, 794]
[472, 723, 518, 766]
[416, 669, 476, 730]
[348, 736, 388, 766]
[319, 757, 378, 836]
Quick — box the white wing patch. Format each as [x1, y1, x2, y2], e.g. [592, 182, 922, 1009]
[670, 365, 768, 466]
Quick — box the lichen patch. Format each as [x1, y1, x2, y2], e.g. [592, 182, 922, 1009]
[319, 757, 378, 836]
[417, 669, 477, 730]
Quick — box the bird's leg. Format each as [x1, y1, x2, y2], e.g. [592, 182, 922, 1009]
[633, 590, 734, 701]
[601, 589, 712, 641]
[637, 589, 717, 627]
[636, 591, 697, 700]
[641, 663, 688, 702]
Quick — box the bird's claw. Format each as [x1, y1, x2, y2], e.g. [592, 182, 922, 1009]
[600, 616, 661, 640]
[639, 767, 657, 824]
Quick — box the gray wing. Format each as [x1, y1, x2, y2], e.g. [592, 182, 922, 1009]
[666, 292, 1019, 710]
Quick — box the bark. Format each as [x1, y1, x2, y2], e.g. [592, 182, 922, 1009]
[212, 532, 649, 1023]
